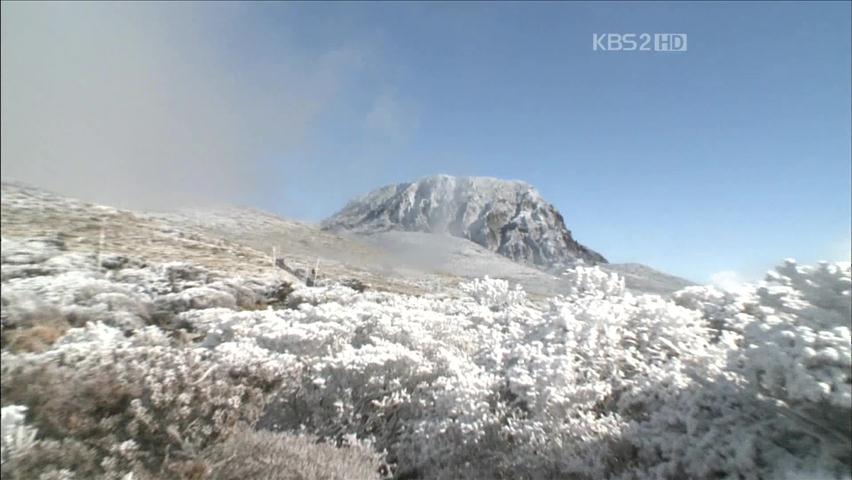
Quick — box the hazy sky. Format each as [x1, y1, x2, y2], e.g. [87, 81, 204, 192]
[2, 1, 850, 282]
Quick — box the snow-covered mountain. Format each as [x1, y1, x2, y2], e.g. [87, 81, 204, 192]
[322, 175, 606, 269]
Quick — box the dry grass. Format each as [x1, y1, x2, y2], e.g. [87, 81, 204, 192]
[4, 324, 69, 353]
[1, 183, 299, 285]
[1, 303, 71, 352]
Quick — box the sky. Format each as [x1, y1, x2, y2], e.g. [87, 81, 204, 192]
[1, 1, 850, 282]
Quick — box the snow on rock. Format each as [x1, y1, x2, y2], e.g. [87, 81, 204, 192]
[322, 175, 606, 269]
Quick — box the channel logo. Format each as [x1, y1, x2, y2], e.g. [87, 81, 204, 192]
[592, 33, 688, 52]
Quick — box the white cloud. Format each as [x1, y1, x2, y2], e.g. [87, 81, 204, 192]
[709, 270, 744, 291]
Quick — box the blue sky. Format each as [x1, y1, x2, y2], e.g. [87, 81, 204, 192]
[253, 1, 852, 281]
[2, 1, 850, 282]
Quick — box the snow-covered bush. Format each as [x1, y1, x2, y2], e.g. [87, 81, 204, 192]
[1, 236, 292, 346]
[0, 323, 285, 478]
[562, 265, 626, 297]
[673, 260, 852, 476]
[2, 235, 850, 480]
[201, 426, 382, 479]
[486, 280, 732, 479]
[735, 261, 851, 468]
[673, 284, 758, 337]
[1, 406, 37, 466]
[459, 276, 527, 309]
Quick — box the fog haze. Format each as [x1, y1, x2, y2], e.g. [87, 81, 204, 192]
[1, 2, 365, 209]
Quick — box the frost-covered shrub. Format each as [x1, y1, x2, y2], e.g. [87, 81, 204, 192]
[175, 263, 852, 478]
[285, 284, 357, 306]
[486, 285, 729, 479]
[2, 235, 850, 480]
[1, 406, 36, 465]
[1, 236, 293, 337]
[1, 236, 70, 277]
[1, 405, 384, 480]
[459, 276, 527, 309]
[0, 405, 107, 480]
[0, 323, 287, 478]
[562, 265, 626, 297]
[673, 284, 758, 337]
[670, 260, 852, 477]
[189, 273, 711, 478]
[202, 426, 382, 480]
[156, 286, 238, 313]
[735, 261, 851, 467]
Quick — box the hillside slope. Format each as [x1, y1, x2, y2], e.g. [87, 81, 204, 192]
[1, 181, 692, 297]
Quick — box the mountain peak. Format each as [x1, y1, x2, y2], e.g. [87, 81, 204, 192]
[322, 175, 606, 269]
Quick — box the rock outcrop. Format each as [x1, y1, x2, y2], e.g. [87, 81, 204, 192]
[322, 175, 606, 269]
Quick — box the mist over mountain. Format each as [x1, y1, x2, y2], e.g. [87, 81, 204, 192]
[322, 175, 606, 270]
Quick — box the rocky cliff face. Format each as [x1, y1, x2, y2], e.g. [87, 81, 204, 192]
[322, 175, 606, 269]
